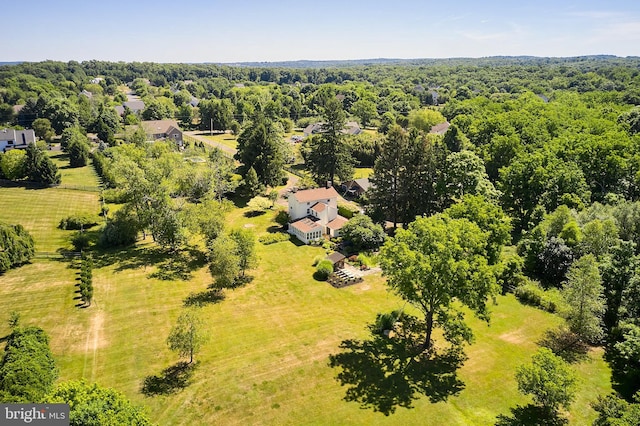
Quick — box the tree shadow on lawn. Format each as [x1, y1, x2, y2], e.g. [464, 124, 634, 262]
[495, 404, 568, 426]
[328, 317, 466, 416]
[183, 286, 225, 307]
[93, 245, 207, 281]
[243, 210, 266, 218]
[141, 361, 197, 396]
[147, 248, 207, 281]
[537, 327, 590, 364]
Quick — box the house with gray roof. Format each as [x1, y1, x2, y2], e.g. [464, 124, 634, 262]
[0, 128, 36, 152]
[139, 120, 183, 146]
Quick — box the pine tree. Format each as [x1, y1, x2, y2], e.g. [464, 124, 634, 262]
[306, 97, 354, 185]
[24, 143, 60, 185]
[235, 112, 285, 187]
[368, 125, 408, 228]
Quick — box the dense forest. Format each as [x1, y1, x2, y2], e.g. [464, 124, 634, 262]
[1, 56, 640, 424]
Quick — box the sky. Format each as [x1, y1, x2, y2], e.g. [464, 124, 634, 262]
[3, 0, 640, 63]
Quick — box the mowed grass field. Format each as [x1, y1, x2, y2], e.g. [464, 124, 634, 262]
[0, 162, 612, 425]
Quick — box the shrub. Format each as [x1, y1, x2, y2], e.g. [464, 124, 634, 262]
[497, 255, 526, 294]
[312, 255, 324, 266]
[71, 232, 90, 251]
[514, 279, 566, 313]
[274, 209, 289, 226]
[258, 233, 291, 245]
[99, 211, 139, 248]
[314, 260, 334, 281]
[357, 252, 377, 268]
[101, 189, 128, 204]
[59, 214, 99, 230]
[338, 202, 359, 219]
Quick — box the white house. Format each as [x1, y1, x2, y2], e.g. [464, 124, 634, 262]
[0, 128, 36, 152]
[288, 187, 349, 244]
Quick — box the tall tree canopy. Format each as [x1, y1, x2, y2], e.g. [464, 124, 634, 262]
[235, 112, 286, 187]
[48, 380, 152, 425]
[24, 143, 60, 185]
[305, 97, 354, 184]
[0, 222, 35, 273]
[379, 214, 498, 353]
[0, 326, 58, 402]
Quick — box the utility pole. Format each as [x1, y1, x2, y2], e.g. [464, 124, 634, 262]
[210, 118, 213, 136]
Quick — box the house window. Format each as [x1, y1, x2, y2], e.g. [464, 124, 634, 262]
[21, 134, 26, 144]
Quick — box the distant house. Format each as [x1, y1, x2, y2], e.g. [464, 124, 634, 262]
[123, 100, 145, 114]
[140, 120, 183, 145]
[0, 128, 36, 152]
[90, 77, 103, 85]
[429, 121, 451, 135]
[80, 89, 93, 99]
[341, 178, 371, 197]
[288, 187, 349, 244]
[303, 121, 362, 137]
[114, 100, 146, 117]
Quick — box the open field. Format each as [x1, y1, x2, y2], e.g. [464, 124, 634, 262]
[0, 163, 612, 425]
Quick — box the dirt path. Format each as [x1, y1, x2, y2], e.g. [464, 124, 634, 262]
[82, 310, 105, 381]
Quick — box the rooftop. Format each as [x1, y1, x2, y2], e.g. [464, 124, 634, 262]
[290, 217, 323, 234]
[311, 203, 326, 213]
[326, 215, 349, 230]
[292, 187, 339, 203]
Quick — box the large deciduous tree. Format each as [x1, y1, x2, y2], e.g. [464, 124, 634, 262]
[562, 254, 605, 344]
[379, 214, 498, 354]
[229, 228, 257, 278]
[444, 195, 511, 265]
[516, 348, 577, 413]
[0, 222, 35, 273]
[0, 326, 58, 402]
[48, 380, 152, 426]
[167, 309, 208, 364]
[0, 149, 27, 180]
[340, 214, 386, 251]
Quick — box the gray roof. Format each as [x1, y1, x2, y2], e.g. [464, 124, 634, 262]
[326, 252, 346, 264]
[123, 100, 145, 112]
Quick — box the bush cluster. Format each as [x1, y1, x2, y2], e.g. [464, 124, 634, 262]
[258, 232, 290, 245]
[59, 214, 98, 230]
[514, 280, 566, 313]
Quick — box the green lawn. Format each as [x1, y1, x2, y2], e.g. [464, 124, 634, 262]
[0, 166, 612, 425]
[0, 186, 100, 252]
[200, 133, 238, 151]
[48, 150, 103, 190]
[353, 167, 373, 179]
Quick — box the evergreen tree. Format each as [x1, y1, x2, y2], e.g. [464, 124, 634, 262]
[306, 97, 354, 184]
[368, 125, 407, 228]
[235, 112, 285, 187]
[24, 143, 60, 185]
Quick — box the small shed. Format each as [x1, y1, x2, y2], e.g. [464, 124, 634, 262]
[326, 252, 346, 269]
